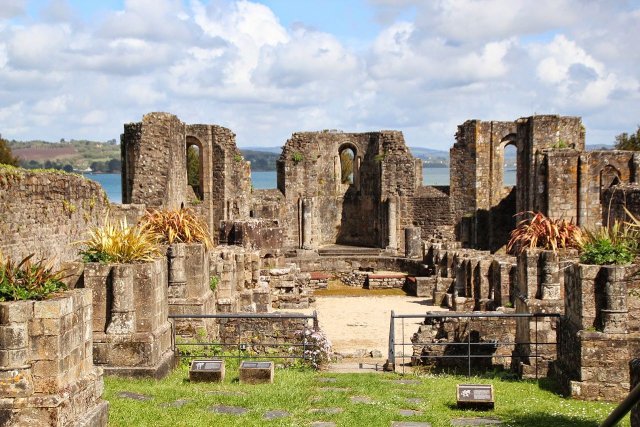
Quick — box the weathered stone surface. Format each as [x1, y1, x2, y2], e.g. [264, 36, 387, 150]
[118, 391, 151, 401]
[450, 417, 502, 426]
[399, 409, 423, 416]
[263, 410, 290, 420]
[309, 407, 343, 415]
[209, 405, 249, 415]
[391, 422, 432, 427]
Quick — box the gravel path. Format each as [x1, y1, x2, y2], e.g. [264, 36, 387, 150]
[280, 295, 448, 357]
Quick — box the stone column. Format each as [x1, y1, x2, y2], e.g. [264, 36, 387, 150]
[387, 197, 397, 252]
[602, 265, 628, 333]
[405, 227, 422, 259]
[106, 264, 136, 334]
[354, 156, 361, 191]
[540, 250, 560, 300]
[302, 198, 312, 249]
[167, 243, 187, 299]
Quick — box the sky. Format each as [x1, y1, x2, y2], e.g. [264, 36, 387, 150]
[0, 0, 639, 150]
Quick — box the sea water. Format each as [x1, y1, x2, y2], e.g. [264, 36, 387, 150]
[88, 168, 517, 203]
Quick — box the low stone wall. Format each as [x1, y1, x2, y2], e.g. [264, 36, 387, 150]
[289, 255, 428, 277]
[308, 272, 330, 289]
[217, 315, 315, 356]
[411, 312, 517, 372]
[264, 264, 311, 309]
[84, 258, 174, 378]
[219, 219, 284, 251]
[0, 289, 108, 426]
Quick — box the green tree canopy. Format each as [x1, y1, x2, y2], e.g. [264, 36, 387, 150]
[614, 126, 640, 151]
[0, 134, 19, 166]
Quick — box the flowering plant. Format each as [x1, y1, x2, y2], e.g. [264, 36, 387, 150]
[296, 328, 333, 369]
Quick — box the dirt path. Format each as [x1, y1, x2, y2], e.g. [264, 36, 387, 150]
[281, 295, 447, 357]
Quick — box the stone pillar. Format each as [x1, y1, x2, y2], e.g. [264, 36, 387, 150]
[387, 197, 397, 252]
[301, 198, 312, 249]
[540, 250, 560, 300]
[405, 227, 422, 259]
[602, 265, 628, 333]
[355, 156, 361, 191]
[106, 264, 136, 334]
[167, 243, 187, 299]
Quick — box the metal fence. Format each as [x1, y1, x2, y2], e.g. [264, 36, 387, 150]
[169, 312, 318, 365]
[387, 311, 561, 376]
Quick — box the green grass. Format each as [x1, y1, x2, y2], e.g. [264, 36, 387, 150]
[104, 362, 625, 427]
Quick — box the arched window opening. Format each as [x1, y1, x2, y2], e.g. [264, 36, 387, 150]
[503, 143, 517, 187]
[600, 165, 621, 201]
[339, 147, 355, 184]
[186, 142, 203, 201]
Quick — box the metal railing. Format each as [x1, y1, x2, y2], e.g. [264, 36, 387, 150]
[169, 312, 318, 365]
[386, 311, 560, 376]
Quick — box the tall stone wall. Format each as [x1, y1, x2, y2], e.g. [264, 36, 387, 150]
[603, 183, 640, 226]
[0, 167, 109, 265]
[121, 113, 252, 242]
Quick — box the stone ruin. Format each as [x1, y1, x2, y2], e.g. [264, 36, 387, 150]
[1, 111, 640, 423]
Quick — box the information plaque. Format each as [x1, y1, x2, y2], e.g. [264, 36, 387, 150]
[456, 384, 495, 409]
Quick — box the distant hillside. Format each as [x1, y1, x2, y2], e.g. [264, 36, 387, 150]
[8, 139, 120, 172]
[240, 149, 280, 171]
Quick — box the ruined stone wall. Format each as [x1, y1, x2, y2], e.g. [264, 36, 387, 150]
[122, 112, 187, 209]
[603, 183, 640, 227]
[0, 168, 109, 264]
[410, 186, 454, 240]
[276, 131, 385, 248]
[122, 113, 252, 243]
[450, 120, 518, 251]
[580, 151, 638, 228]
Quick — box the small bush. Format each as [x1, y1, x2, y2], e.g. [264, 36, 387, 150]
[209, 275, 219, 292]
[291, 152, 304, 163]
[79, 217, 161, 263]
[140, 208, 213, 250]
[294, 328, 333, 369]
[507, 211, 583, 255]
[579, 219, 638, 265]
[0, 254, 67, 301]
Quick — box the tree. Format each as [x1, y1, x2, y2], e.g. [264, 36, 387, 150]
[186, 145, 200, 187]
[614, 126, 640, 151]
[107, 158, 121, 172]
[0, 134, 19, 166]
[340, 148, 354, 184]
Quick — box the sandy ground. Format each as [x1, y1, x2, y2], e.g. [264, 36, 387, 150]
[280, 295, 448, 357]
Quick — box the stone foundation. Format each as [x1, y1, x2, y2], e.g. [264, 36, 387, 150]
[0, 289, 108, 426]
[83, 259, 174, 378]
[167, 243, 216, 338]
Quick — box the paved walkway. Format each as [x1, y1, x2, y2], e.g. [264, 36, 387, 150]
[281, 294, 448, 359]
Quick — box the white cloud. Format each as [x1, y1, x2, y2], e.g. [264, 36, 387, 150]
[0, 0, 26, 19]
[0, 0, 637, 151]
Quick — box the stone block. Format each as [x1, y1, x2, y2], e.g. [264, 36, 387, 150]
[0, 301, 33, 324]
[0, 324, 28, 350]
[239, 361, 274, 384]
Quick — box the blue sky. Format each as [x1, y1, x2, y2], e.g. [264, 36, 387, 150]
[0, 0, 638, 150]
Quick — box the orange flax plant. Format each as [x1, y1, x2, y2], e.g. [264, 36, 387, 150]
[140, 207, 213, 250]
[506, 211, 584, 255]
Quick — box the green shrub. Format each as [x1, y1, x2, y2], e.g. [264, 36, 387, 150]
[291, 152, 303, 163]
[209, 275, 219, 292]
[579, 219, 639, 265]
[0, 254, 67, 301]
[580, 238, 633, 265]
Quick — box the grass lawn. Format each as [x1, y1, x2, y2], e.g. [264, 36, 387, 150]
[313, 279, 407, 297]
[104, 360, 625, 427]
